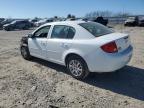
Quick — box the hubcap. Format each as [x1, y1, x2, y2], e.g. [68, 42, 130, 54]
[69, 60, 83, 76]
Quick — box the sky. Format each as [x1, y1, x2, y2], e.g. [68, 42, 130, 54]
[0, 0, 144, 18]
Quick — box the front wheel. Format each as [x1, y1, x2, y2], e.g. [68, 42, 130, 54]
[66, 56, 89, 79]
[5, 28, 12, 31]
[20, 46, 32, 60]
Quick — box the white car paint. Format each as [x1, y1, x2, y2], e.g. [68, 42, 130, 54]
[28, 21, 133, 72]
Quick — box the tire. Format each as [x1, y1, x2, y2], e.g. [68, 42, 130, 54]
[66, 55, 89, 79]
[20, 46, 32, 60]
[124, 24, 127, 26]
[5, 28, 12, 31]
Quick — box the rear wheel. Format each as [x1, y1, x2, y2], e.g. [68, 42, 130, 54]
[21, 46, 32, 60]
[66, 55, 89, 79]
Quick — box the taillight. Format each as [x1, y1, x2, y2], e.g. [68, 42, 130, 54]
[101, 41, 118, 53]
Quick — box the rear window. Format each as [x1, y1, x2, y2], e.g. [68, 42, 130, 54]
[79, 22, 113, 37]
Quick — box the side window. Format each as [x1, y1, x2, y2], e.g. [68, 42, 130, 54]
[51, 25, 69, 39]
[51, 25, 75, 39]
[34, 26, 51, 38]
[18, 21, 23, 25]
[15, 21, 20, 24]
[67, 27, 75, 39]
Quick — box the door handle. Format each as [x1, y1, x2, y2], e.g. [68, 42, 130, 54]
[41, 42, 46, 46]
[61, 43, 69, 48]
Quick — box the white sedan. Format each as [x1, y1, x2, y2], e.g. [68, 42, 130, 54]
[20, 21, 133, 79]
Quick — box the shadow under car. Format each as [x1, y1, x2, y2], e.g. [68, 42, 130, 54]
[31, 57, 144, 101]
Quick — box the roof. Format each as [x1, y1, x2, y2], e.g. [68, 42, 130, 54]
[43, 21, 86, 26]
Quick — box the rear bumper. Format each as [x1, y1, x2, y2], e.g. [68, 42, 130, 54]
[86, 45, 133, 72]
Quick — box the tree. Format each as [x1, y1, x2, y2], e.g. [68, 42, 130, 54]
[114, 12, 132, 17]
[85, 11, 133, 19]
[85, 11, 112, 18]
[54, 16, 58, 19]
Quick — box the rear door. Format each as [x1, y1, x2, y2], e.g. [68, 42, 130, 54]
[28, 26, 51, 59]
[17, 21, 24, 29]
[46, 25, 75, 64]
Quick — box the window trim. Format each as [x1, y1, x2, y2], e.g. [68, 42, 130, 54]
[33, 25, 51, 38]
[50, 25, 76, 39]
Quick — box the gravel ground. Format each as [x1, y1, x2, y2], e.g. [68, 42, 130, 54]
[0, 25, 144, 108]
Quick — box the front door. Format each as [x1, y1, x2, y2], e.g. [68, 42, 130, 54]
[28, 26, 51, 59]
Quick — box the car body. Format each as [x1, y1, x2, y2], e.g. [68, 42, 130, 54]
[3, 20, 32, 31]
[138, 16, 144, 26]
[66, 18, 76, 21]
[29, 18, 41, 27]
[20, 21, 133, 79]
[93, 17, 108, 26]
[0, 23, 3, 29]
[0, 18, 5, 23]
[29, 18, 40, 23]
[86, 17, 108, 26]
[0, 19, 14, 29]
[0, 18, 14, 26]
[0, 18, 5, 29]
[124, 16, 144, 26]
[35, 19, 53, 27]
[124, 17, 138, 26]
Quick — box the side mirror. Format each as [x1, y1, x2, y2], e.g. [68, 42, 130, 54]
[28, 33, 33, 38]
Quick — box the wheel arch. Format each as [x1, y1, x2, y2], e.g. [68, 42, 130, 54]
[64, 52, 90, 79]
[64, 52, 88, 70]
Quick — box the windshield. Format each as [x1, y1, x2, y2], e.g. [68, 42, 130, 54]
[79, 22, 113, 37]
[11, 21, 17, 24]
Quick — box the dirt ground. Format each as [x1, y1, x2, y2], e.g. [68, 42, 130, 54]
[0, 25, 144, 108]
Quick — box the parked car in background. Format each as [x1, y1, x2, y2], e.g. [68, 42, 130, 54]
[0, 19, 14, 29]
[66, 18, 76, 21]
[0, 18, 5, 23]
[3, 20, 32, 31]
[124, 17, 138, 26]
[29, 19, 39, 23]
[124, 16, 144, 26]
[0, 19, 14, 26]
[0, 18, 5, 28]
[137, 16, 144, 26]
[35, 19, 53, 27]
[29, 18, 41, 27]
[93, 17, 108, 26]
[20, 21, 133, 79]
